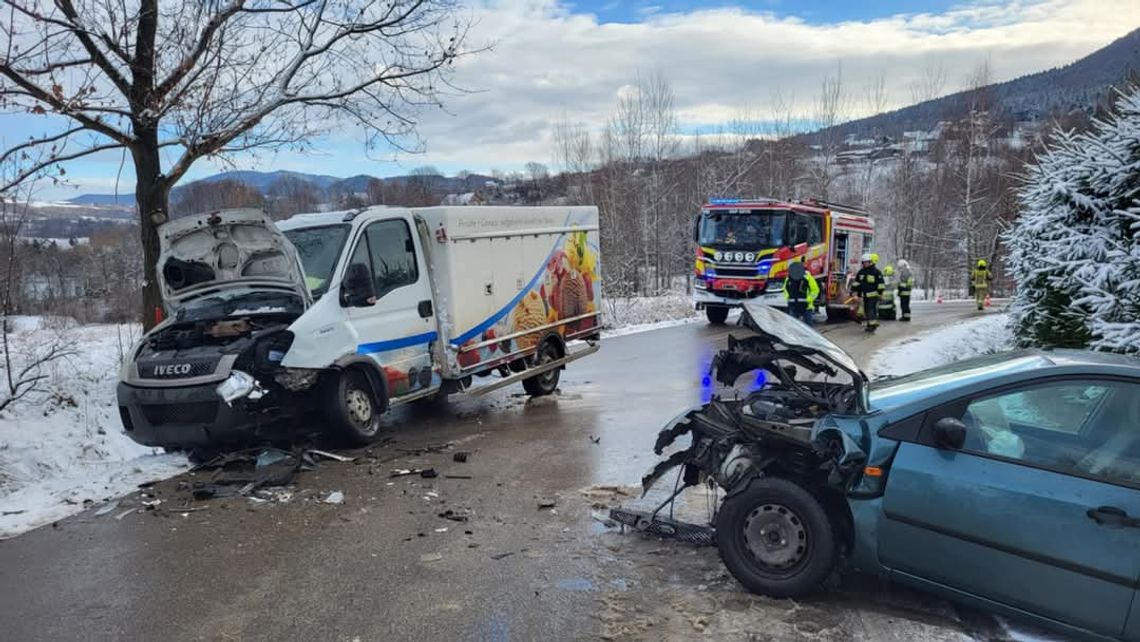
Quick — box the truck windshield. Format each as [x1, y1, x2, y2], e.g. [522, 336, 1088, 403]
[283, 224, 350, 297]
[699, 209, 786, 248]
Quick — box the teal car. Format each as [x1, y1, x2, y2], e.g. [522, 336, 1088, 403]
[634, 302, 1140, 642]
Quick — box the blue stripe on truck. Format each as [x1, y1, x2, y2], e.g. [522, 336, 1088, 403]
[357, 331, 439, 355]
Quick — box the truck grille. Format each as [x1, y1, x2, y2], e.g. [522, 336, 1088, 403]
[136, 358, 219, 380]
[712, 266, 761, 278]
[140, 402, 218, 426]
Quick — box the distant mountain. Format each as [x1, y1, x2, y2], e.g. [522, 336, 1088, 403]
[807, 26, 1140, 142]
[68, 193, 135, 206]
[198, 169, 343, 191]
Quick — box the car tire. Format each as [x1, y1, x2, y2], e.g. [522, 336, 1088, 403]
[522, 341, 561, 397]
[706, 305, 729, 325]
[327, 369, 384, 446]
[715, 477, 837, 598]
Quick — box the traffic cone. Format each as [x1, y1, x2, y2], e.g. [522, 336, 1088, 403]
[984, 295, 992, 308]
[935, 291, 943, 304]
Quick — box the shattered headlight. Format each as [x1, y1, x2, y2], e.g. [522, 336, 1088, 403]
[216, 370, 265, 405]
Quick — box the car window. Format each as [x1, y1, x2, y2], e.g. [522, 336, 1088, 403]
[958, 380, 1140, 485]
[364, 219, 418, 298]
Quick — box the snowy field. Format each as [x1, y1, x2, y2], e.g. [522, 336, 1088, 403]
[868, 313, 1015, 379]
[600, 292, 700, 334]
[0, 318, 187, 538]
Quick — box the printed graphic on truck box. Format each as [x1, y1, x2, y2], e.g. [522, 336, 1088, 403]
[355, 337, 441, 397]
[454, 229, 600, 370]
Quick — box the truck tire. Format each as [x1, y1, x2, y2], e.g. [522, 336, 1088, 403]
[327, 369, 384, 446]
[706, 305, 729, 325]
[715, 477, 837, 598]
[522, 341, 561, 397]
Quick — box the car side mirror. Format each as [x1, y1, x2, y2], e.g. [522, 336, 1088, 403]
[933, 417, 967, 450]
[341, 262, 376, 307]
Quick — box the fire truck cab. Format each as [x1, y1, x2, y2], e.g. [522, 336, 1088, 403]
[692, 198, 874, 324]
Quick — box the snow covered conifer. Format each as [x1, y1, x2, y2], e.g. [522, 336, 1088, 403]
[1008, 86, 1140, 353]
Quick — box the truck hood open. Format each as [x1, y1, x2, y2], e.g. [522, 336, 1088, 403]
[158, 209, 310, 311]
[741, 300, 868, 405]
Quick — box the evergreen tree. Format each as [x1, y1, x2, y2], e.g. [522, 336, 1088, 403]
[1008, 86, 1140, 352]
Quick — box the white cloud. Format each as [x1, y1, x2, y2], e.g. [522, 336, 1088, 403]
[400, 0, 1139, 170]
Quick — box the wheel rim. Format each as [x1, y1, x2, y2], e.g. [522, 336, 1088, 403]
[743, 503, 809, 571]
[345, 385, 375, 431]
[536, 347, 557, 386]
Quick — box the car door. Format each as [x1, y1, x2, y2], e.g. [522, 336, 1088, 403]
[344, 216, 439, 401]
[879, 378, 1140, 639]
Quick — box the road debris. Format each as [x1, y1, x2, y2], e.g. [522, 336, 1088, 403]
[114, 508, 136, 520]
[420, 468, 439, 479]
[324, 491, 345, 505]
[93, 501, 120, 517]
[420, 553, 443, 563]
[438, 508, 471, 522]
[490, 552, 515, 561]
[537, 497, 558, 510]
[452, 451, 469, 463]
[589, 435, 601, 444]
[445, 474, 472, 480]
[308, 449, 356, 463]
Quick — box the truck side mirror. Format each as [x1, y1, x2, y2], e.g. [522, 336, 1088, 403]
[932, 417, 967, 450]
[341, 262, 376, 307]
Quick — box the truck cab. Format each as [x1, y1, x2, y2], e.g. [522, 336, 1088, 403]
[117, 206, 601, 449]
[692, 198, 874, 324]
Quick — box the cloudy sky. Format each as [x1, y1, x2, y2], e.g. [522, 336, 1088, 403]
[9, 0, 1140, 199]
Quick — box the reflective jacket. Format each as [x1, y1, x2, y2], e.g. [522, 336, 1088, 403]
[783, 272, 820, 309]
[854, 265, 885, 298]
[972, 267, 993, 288]
[897, 274, 915, 296]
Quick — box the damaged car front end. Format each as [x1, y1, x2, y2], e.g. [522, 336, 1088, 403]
[612, 302, 896, 597]
[118, 209, 321, 449]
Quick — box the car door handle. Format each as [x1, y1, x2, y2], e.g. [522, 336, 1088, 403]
[1086, 506, 1140, 528]
[418, 300, 433, 319]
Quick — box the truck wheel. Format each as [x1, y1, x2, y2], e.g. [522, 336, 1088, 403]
[522, 341, 561, 397]
[327, 370, 384, 446]
[706, 305, 729, 325]
[715, 477, 837, 598]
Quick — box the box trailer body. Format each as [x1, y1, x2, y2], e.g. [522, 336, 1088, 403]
[117, 206, 601, 449]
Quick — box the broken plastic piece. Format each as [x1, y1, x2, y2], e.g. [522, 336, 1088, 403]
[420, 468, 439, 479]
[309, 449, 355, 463]
[324, 491, 345, 504]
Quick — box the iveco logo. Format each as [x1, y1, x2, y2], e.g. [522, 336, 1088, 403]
[154, 363, 192, 376]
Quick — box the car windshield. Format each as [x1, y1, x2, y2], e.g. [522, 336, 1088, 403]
[283, 224, 350, 297]
[699, 209, 786, 248]
[869, 352, 1052, 410]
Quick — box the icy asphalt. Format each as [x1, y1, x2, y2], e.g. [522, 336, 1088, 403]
[0, 301, 1037, 642]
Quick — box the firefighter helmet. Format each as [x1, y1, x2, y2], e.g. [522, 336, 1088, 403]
[883, 265, 895, 276]
[871, 252, 880, 264]
[978, 259, 987, 268]
[860, 253, 872, 264]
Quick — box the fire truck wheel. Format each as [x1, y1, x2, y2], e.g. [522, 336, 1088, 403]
[706, 305, 729, 325]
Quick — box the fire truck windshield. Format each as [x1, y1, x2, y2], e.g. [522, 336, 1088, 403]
[699, 209, 786, 248]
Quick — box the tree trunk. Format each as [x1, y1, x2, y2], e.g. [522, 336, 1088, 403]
[132, 140, 169, 332]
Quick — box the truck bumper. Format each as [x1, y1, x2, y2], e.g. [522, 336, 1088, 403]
[117, 381, 268, 449]
[693, 288, 784, 309]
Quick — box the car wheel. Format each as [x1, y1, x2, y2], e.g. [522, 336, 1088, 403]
[522, 341, 561, 396]
[706, 305, 729, 325]
[327, 369, 384, 446]
[715, 477, 837, 598]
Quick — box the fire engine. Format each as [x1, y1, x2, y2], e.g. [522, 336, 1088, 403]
[692, 198, 875, 324]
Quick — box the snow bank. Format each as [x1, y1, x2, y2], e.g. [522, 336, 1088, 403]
[0, 320, 187, 539]
[868, 313, 1015, 379]
[600, 292, 699, 332]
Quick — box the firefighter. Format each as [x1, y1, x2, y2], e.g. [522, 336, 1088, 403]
[972, 259, 993, 311]
[896, 259, 915, 321]
[854, 253, 885, 332]
[782, 259, 820, 326]
[879, 265, 897, 320]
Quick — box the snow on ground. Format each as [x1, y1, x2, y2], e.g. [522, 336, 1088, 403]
[868, 313, 1015, 379]
[600, 292, 700, 334]
[0, 319, 187, 539]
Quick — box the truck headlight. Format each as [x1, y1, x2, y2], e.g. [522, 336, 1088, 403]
[216, 370, 265, 405]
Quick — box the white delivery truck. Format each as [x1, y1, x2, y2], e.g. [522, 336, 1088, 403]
[117, 206, 601, 448]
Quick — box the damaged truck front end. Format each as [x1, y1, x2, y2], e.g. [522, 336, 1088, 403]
[118, 209, 319, 449]
[613, 302, 898, 598]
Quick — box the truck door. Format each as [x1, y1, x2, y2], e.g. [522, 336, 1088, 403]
[345, 216, 439, 401]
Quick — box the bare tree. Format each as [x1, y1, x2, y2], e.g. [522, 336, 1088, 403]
[0, 1, 473, 329]
[909, 60, 947, 104]
[807, 63, 849, 199]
